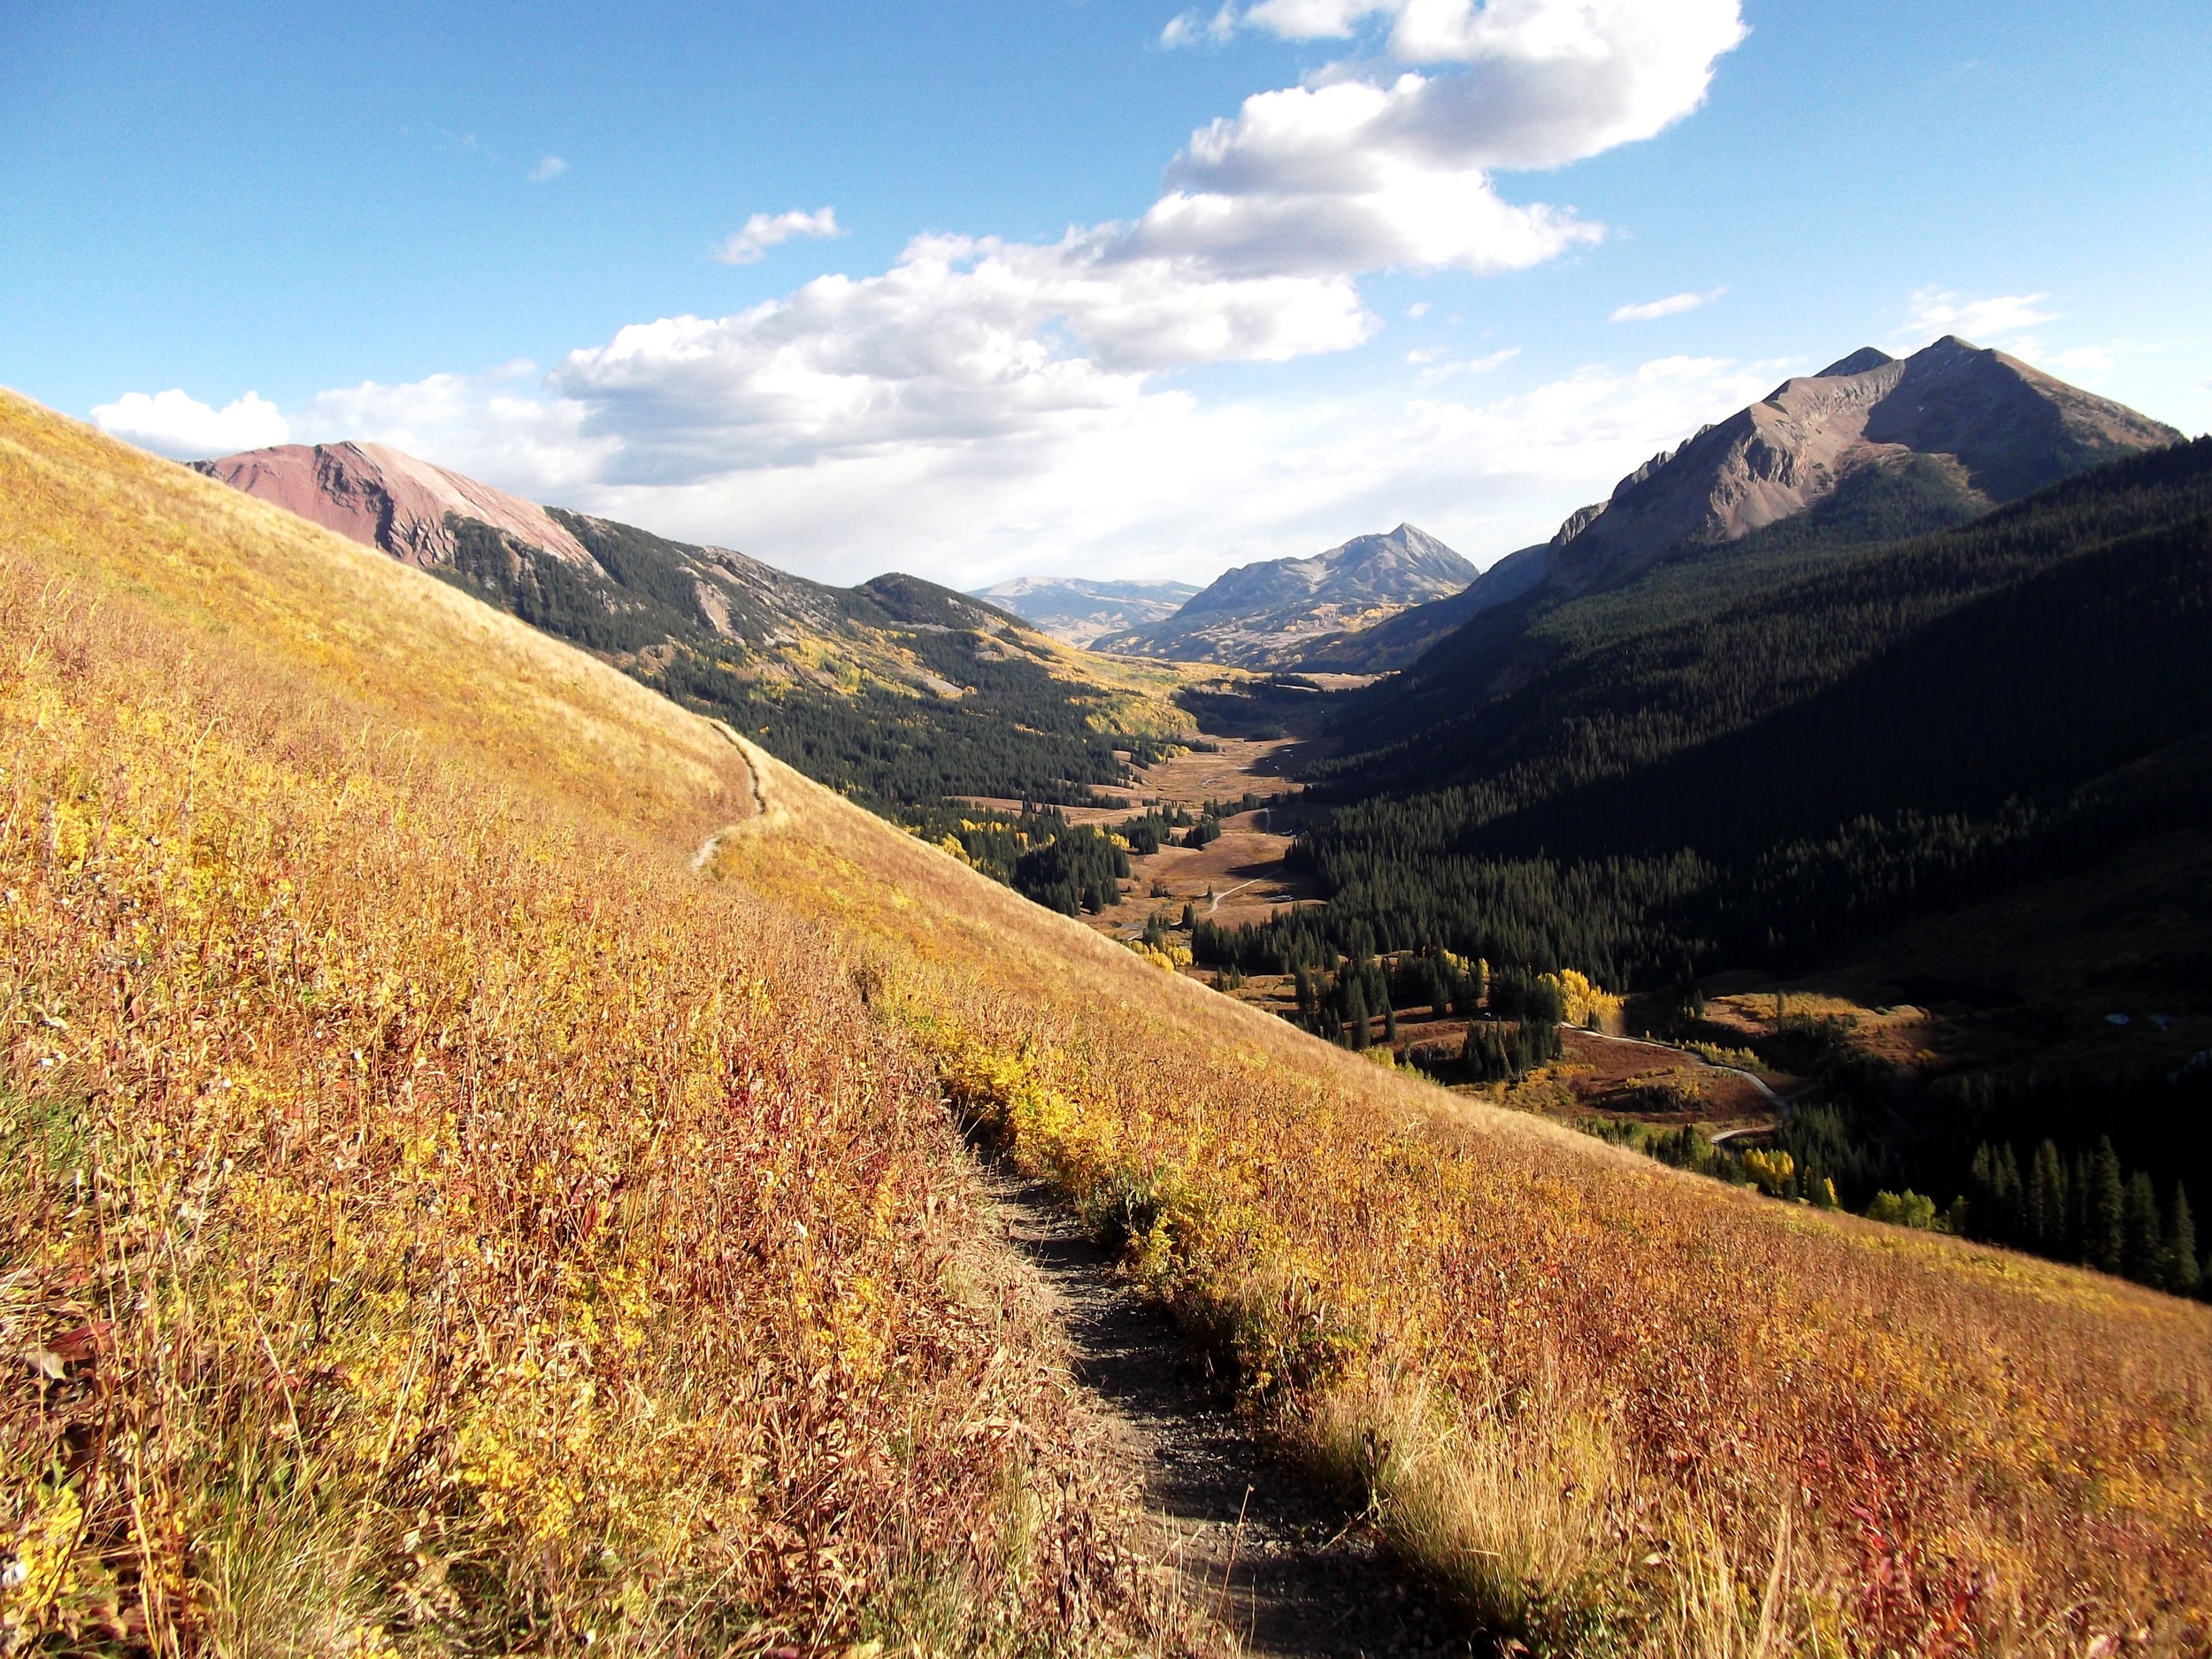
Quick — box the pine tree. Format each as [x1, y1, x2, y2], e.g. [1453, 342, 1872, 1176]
[1383, 997, 1398, 1045]
[2124, 1171, 2167, 1286]
[1345, 979, 1370, 1050]
[2089, 1138, 2126, 1275]
[2027, 1141, 2067, 1256]
[1967, 1143, 2001, 1241]
[2170, 1186, 2201, 1297]
[1993, 1144, 2023, 1242]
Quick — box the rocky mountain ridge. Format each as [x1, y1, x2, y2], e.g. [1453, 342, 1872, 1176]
[1294, 335, 2183, 674]
[1095, 522, 1473, 665]
[193, 442, 602, 573]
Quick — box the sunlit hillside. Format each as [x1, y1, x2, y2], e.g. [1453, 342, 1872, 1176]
[5, 388, 2210, 1658]
[0, 392, 1197, 1655]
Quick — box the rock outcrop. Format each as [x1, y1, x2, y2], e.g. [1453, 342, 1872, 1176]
[194, 442, 603, 574]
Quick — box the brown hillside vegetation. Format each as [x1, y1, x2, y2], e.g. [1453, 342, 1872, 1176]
[4, 388, 2210, 1657]
[0, 393, 1199, 1655]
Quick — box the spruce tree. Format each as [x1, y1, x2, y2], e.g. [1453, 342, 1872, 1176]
[2124, 1171, 2166, 1287]
[1967, 1144, 2000, 1241]
[2027, 1141, 2067, 1256]
[1345, 979, 1370, 1050]
[1996, 1144, 2025, 1243]
[2089, 1138, 2126, 1274]
[2170, 1186, 2201, 1297]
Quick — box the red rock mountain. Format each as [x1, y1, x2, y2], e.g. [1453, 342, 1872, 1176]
[193, 442, 603, 575]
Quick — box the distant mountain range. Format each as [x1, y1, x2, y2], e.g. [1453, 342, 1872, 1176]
[1094, 523, 1475, 665]
[969, 576, 1200, 646]
[188, 441, 1194, 815]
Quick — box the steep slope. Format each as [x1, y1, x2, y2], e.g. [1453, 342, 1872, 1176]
[194, 440, 1201, 819]
[1271, 439, 2212, 994]
[1543, 337, 2178, 601]
[8, 387, 2209, 1656]
[1096, 524, 1473, 664]
[1293, 538, 1548, 672]
[0, 390, 1189, 1654]
[194, 440, 602, 572]
[972, 575, 1200, 646]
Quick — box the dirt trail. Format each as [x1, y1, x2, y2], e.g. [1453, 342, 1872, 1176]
[982, 1162, 1471, 1659]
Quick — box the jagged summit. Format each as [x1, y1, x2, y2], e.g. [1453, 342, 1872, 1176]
[1095, 523, 1474, 664]
[1816, 346, 1898, 378]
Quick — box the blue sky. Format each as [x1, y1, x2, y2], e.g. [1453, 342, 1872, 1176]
[4, 1, 2208, 586]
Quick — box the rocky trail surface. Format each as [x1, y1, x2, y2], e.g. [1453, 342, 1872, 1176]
[981, 1162, 1472, 1658]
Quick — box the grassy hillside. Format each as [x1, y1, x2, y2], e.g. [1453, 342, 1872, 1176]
[0, 392, 1194, 1655]
[726, 721, 2212, 1659]
[6, 391, 2211, 1656]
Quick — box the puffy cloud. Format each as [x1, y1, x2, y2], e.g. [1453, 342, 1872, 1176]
[1610, 285, 1724, 322]
[547, 231, 1371, 481]
[528, 155, 568, 183]
[632, 349, 1781, 587]
[90, 388, 289, 457]
[1134, 2, 1744, 277]
[99, 2, 1755, 580]
[1893, 288, 2056, 348]
[714, 207, 844, 265]
[1167, 0, 1747, 165]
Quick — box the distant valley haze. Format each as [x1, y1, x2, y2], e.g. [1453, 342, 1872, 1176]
[8, 1, 2207, 591]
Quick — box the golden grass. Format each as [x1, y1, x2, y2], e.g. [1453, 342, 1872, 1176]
[0, 392, 1195, 1655]
[722, 742, 2212, 1657]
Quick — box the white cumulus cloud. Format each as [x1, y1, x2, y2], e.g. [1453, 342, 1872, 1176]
[91, 388, 290, 457]
[1610, 285, 1725, 322]
[100, 1, 1755, 580]
[1134, 1, 1744, 278]
[714, 207, 844, 265]
[528, 155, 568, 183]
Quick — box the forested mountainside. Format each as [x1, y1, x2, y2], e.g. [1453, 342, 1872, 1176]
[1189, 440, 2212, 1253]
[196, 442, 1198, 823]
[1245, 439, 2212, 987]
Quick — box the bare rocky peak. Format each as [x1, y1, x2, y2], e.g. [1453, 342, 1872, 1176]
[1543, 336, 2182, 596]
[194, 441, 603, 575]
[1178, 524, 1474, 618]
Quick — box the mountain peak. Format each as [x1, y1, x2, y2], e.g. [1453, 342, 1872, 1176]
[1538, 336, 2181, 599]
[1094, 525, 1475, 664]
[1817, 346, 1897, 378]
[193, 441, 603, 575]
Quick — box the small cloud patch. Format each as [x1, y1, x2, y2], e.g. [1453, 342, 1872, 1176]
[715, 207, 844, 265]
[1611, 286, 1726, 323]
